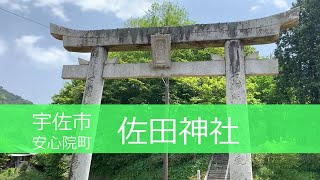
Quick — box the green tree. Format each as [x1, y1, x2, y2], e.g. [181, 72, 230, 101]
[125, 1, 194, 28]
[30, 154, 68, 180]
[275, 0, 320, 104]
[253, 1, 320, 179]
[0, 154, 9, 167]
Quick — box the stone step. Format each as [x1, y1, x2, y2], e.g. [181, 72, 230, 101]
[205, 154, 229, 180]
[208, 174, 227, 177]
[209, 170, 226, 172]
[211, 164, 227, 168]
[208, 173, 225, 176]
[209, 172, 226, 174]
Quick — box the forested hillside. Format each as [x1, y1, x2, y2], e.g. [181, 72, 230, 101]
[0, 86, 32, 104]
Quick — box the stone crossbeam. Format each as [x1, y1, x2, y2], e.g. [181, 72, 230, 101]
[62, 59, 278, 80]
[50, 8, 299, 52]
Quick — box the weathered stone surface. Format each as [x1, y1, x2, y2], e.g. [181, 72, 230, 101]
[225, 40, 253, 180]
[50, 8, 299, 52]
[246, 59, 278, 76]
[245, 51, 259, 60]
[106, 57, 119, 64]
[69, 154, 92, 180]
[210, 54, 224, 61]
[69, 47, 107, 180]
[197, 170, 201, 180]
[78, 57, 119, 65]
[78, 58, 89, 65]
[151, 34, 171, 68]
[62, 59, 278, 80]
[81, 47, 107, 104]
[225, 40, 247, 104]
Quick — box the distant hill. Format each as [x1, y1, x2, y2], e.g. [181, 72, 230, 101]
[0, 86, 32, 104]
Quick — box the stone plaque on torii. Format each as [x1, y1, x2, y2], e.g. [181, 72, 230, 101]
[50, 8, 299, 180]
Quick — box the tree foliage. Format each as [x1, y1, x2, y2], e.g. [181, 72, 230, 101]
[30, 154, 69, 180]
[0, 154, 9, 167]
[125, 1, 194, 28]
[275, 0, 320, 104]
[252, 1, 320, 179]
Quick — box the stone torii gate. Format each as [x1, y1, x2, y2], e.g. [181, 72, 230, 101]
[50, 8, 299, 180]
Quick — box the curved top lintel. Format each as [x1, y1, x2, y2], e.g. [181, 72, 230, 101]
[50, 7, 300, 52]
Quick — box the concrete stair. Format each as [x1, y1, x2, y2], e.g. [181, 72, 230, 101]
[205, 154, 229, 180]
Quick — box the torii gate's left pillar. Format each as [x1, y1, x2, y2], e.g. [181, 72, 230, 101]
[69, 47, 108, 180]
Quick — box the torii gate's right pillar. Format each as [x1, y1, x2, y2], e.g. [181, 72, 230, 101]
[225, 40, 253, 179]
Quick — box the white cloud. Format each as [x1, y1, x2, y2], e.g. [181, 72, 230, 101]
[272, 0, 289, 9]
[71, 0, 153, 20]
[0, 38, 7, 56]
[15, 35, 72, 68]
[0, 0, 154, 21]
[33, 0, 69, 21]
[250, 0, 290, 12]
[250, 5, 260, 12]
[0, 0, 28, 12]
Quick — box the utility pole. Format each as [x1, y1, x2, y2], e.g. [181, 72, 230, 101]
[162, 78, 169, 180]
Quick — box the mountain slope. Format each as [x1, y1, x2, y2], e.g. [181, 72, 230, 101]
[0, 86, 32, 104]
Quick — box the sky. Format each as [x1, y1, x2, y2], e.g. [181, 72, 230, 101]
[0, 0, 296, 104]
